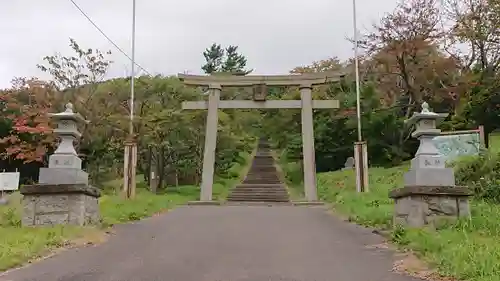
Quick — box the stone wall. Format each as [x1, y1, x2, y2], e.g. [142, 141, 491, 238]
[393, 194, 470, 227]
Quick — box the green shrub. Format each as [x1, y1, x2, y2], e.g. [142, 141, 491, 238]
[453, 151, 500, 202]
[0, 207, 21, 227]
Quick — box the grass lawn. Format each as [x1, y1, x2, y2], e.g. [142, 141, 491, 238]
[0, 151, 253, 271]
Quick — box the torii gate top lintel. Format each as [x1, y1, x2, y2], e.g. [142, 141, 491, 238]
[177, 71, 346, 87]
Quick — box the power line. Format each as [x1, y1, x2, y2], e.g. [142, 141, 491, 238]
[68, 0, 152, 76]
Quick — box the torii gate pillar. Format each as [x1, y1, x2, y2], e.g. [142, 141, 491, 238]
[300, 84, 317, 201]
[200, 84, 221, 201]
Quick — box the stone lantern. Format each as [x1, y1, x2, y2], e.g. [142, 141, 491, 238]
[389, 102, 471, 227]
[20, 103, 101, 227]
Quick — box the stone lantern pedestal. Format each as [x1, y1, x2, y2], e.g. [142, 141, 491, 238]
[389, 103, 471, 228]
[20, 103, 101, 227]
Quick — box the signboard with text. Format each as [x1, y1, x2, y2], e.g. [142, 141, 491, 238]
[0, 172, 20, 191]
[432, 133, 481, 162]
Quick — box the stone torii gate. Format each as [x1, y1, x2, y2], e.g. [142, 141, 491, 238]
[179, 72, 343, 202]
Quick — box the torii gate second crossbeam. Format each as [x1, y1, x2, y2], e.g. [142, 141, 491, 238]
[179, 72, 343, 202]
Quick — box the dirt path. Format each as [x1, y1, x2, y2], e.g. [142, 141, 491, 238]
[1, 205, 420, 281]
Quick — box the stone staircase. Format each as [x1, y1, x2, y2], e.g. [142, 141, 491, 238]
[227, 140, 290, 203]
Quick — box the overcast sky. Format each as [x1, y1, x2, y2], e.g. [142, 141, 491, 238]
[0, 0, 399, 88]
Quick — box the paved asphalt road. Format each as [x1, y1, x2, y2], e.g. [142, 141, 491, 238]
[1, 205, 420, 281]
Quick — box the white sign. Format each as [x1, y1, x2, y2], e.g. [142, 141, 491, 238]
[0, 172, 20, 191]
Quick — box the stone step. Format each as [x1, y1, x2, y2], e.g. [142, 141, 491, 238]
[228, 140, 289, 202]
[250, 163, 275, 167]
[248, 163, 275, 167]
[247, 173, 278, 177]
[236, 183, 284, 187]
[231, 186, 287, 191]
[247, 168, 276, 172]
[227, 196, 289, 201]
[227, 193, 289, 198]
[245, 173, 279, 177]
[223, 201, 293, 206]
[249, 162, 275, 166]
[246, 171, 279, 174]
[249, 167, 275, 170]
[227, 197, 290, 202]
[251, 159, 274, 162]
[245, 175, 279, 178]
[246, 168, 277, 172]
[233, 189, 285, 193]
[244, 174, 280, 178]
[232, 188, 286, 192]
[252, 159, 273, 162]
[252, 157, 274, 161]
[244, 176, 280, 179]
[229, 189, 287, 194]
[248, 165, 276, 169]
[249, 167, 277, 172]
[243, 180, 282, 184]
[233, 185, 286, 190]
[246, 169, 278, 173]
[229, 192, 289, 197]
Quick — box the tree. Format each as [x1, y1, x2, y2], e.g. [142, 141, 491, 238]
[290, 57, 344, 74]
[0, 78, 55, 163]
[359, 0, 456, 116]
[201, 43, 225, 74]
[442, 0, 500, 146]
[201, 43, 252, 74]
[221, 45, 250, 74]
[443, 0, 500, 76]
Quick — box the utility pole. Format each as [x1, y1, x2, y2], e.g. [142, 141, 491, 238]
[352, 0, 369, 192]
[123, 0, 137, 199]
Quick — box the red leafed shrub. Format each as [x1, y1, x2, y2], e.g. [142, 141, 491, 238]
[0, 78, 56, 163]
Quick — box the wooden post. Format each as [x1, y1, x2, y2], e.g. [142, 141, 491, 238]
[478, 125, 486, 148]
[123, 138, 137, 199]
[300, 84, 318, 202]
[354, 141, 369, 192]
[123, 143, 130, 196]
[200, 84, 221, 201]
[130, 142, 137, 198]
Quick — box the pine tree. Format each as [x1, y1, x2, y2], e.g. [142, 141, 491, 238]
[201, 43, 252, 75]
[222, 45, 251, 75]
[201, 43, 225, 74]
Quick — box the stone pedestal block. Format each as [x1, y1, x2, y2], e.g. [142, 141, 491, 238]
[20, 184, 100, 227]
[404, 168, 455, 186]
[38, 168, 89, 185]
[49, 154, 82, 169]
[389, 186, 471, 228]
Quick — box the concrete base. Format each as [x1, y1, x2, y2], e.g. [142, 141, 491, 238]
[223, 202, 293, 206]
[389, 185, 471, 228]
[292, 201, 324, 206]
[187, 201, 222, 206]
[20, 184, 100, 227]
